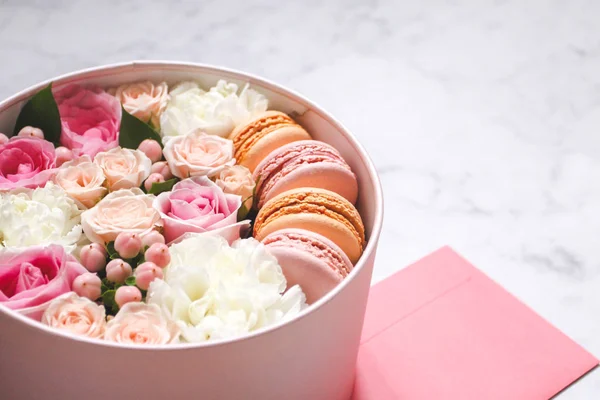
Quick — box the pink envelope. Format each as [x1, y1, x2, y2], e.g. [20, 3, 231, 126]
[353, 247, 598, 400]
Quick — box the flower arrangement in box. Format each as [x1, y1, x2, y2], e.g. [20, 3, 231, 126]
[0, 78, 366, 344]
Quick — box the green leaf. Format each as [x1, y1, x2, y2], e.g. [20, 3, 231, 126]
[102, 289, 119, 315]
[237, 198, 251, 221]
[125, 276, 136, 286]
[118, 105, 162, 150]
[101, 277, 112, 293]
[148, 178, 178, 195]
[106, 241, 120, 260]
[13, 83, 62, 145]
[134, 254, 145, 266]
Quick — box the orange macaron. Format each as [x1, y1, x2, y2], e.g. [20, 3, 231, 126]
[254, 188, 365, 264]
[229, 111, 311, 172]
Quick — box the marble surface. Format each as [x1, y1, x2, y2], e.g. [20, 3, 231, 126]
[1, 0, 600, 396]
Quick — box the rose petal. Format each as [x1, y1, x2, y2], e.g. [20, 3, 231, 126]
[0, 245, 87, 320]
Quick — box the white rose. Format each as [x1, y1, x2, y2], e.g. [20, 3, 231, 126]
[104, 302, 179, 345]
[80, 188, 162, 244]
[0, 183, 82, 253]
[54, 155, 107, 208]
[163, 130, 235, 178]
[159, 80, 268, 140]
[147, 234, 307, 342]
[41, 292, 106, 339]
[94, 147, 152, 191]
[111, 81, 169, 128]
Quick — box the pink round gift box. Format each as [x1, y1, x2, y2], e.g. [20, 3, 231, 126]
[0, 62, 383, 400]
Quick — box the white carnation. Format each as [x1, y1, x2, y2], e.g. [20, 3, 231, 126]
[147, 234, 307, 342]
[0, 183, 83, 253]
[159, 80, 268, 141]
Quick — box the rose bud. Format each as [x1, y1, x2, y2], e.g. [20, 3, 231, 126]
[105, 259, 133, 284]
[141, 230, 165, 248]
[144, 173, 165, 192]
[134, 262, 163, 290]
[73, 272, 102, 301]
[138, 139, 163, 163]
[17, 126, 44, 139]
[115, 286, 142, 308]
[150, 161, 174, 180]
[55, 146, 74, 167]
[79, 243, 108, 272]
[144, 243, 170, 268]
[114, 232, 143, 259]
[0, 133, 8, 144]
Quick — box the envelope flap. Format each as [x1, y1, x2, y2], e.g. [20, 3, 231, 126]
[361, 246, 471, 343]
[354, 246, 599, 400]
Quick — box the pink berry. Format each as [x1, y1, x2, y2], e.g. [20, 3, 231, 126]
[17, 126, 44, 139]
[144, 243, 171, 268]
[150, 161, 174, 180]
[141, 231, 165, 248]
[114, 232, 142, 259]
[73, 273, 102, 300]
[105, 259, 133, 284]
[115, 286, 142, 308]
[134, 262, 164, 290]
[55, 146, 74, 167]
[144, 173, 165, 191]
[0, 133, 8, 144]
[138, 139, 163, 163]
[79, 243, 107, 272]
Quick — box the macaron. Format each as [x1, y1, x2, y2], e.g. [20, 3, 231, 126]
[254, 188, 365, 264]
[229, 111, 311, 172]
[252, 140, 358, 209]
[262, 229, 353, 304]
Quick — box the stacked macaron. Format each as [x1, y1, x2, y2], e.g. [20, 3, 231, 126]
[254, 188, 365, 263]
[230, 111, 366, 304]
[229, 111, 311, 171]
[261, 229, 353, 305]
[252, 140, 358, 208]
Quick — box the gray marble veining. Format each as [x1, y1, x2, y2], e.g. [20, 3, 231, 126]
[1, 0, 600, 397]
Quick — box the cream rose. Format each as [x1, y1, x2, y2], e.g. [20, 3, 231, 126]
[53, 155, 107, 208]
[81, 188, 162, 243]
[111, 81, 169, 128]
[104, 302, 179, 345]
[163, 130, 234, 179]
[41, 292, 106, 338]
[94, 147, 152, 191]
[215, 165, 255, 211]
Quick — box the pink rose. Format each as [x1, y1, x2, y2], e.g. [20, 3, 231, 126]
[55, 84, 121, 158]
[0, 137, 57, 190]
[94, 147, 152, 191]
[104, 302, 179, 345]
[111, 81, 169, 128]
[54, 155, 107, 208]
[153, 176, 243, 243]
[81, 188, 162, 243]
[163, 130, 235, 179]
[41, 292, 106, 338]
[0, 245, 88, 320]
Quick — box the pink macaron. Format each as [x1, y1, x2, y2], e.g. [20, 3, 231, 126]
[261, 228, 353, 304]
[252, 140, 358, 209]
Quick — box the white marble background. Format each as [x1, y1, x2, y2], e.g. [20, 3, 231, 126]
[1, 0, 599, 397]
